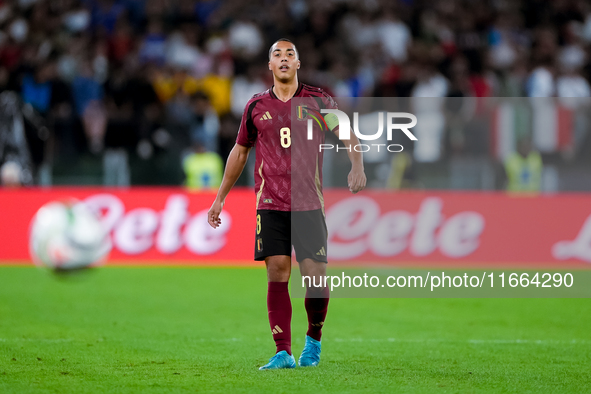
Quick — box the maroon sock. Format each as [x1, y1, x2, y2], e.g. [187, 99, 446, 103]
[267, 281, 292, 355]
[305, 286, 330, 341]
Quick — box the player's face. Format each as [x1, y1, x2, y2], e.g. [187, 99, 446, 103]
[268, 42, 300, 82]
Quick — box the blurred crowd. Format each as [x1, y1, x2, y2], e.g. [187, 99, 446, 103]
[0, 0, 591, 188]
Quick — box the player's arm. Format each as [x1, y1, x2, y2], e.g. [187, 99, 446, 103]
[321, 93, 366, 193]
[208, 143, 252, 228]
[334, 128, 366, 193]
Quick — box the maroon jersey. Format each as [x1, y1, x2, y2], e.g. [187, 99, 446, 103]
[236, 83, 337, 212]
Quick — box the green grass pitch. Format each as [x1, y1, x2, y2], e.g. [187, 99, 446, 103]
[0, 266, 589, 393]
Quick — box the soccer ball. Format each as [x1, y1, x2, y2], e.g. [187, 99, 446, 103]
[29, 200, 112, 271]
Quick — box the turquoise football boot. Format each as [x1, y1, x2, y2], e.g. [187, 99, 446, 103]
[298, 336, 321, 367]
[259, 350, 296, 370]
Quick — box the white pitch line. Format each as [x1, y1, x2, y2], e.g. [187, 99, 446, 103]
[0, 338, 75, 342]
[1, 338, 588, 345]
[333, 338, 591, 345]
[161, 338, 591, 345]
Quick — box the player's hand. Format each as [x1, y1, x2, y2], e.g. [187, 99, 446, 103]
[208, 199, 224, 228]
[348, 167, 366, 193]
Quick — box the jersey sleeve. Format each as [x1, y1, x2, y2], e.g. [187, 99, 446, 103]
[318, 90, 339, 131]
[321, 90, 338, 110]
[236, 99, 259, 148]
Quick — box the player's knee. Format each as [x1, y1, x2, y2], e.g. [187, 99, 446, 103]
[265, 256, 291, 282]
[299, 258, 327, 278]
[267, 267, 290, 282]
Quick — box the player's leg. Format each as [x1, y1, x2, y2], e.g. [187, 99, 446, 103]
[293, 209, 329, 367]
[299, 258, 329, 342]
[297, 258, 328, 367]
[265, 255, 292, 356]
[259, 255, 295, 370]
[255, 211, 295, 370]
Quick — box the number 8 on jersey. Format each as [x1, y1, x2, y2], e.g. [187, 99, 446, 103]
[280, 127, 291, 148]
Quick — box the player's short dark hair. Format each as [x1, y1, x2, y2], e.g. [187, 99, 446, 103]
[268, 38, 299, 59]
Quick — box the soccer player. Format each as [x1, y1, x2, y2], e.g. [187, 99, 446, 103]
[207, 39, 366, 370]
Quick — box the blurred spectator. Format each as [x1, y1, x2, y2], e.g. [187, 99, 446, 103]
[377, 10, 411, 64]
[108, 19, 134, 66]
[386, 152, 416, 189]
[183, 140, 223, 191]
[0, 35, 23, 72]
[163, 85, 194, 148]
[63, 2, 91, 34]
[504, 139, 543, 193]
[21, 63, 55, 114]
[0, 92, 34, 186]
[153, 67, 200, 103]
[72, 60, 107, 153]
[557, 64, 591, 160]
[557, 67, 591, 101]
[0, 66, 9, 91]
[189, 92, 220, 153]
[527, 58, 555, 97]
[166, 24, 203, 72]
[493, 58, 528, 97]
[412, 62, 449, 98]
[0, 161, 22, 187]
[411, 61, 448, 162]
[194, 0, 222, 26]
[104, 66, 136, 149]
[139, 18, 167, 65]
[7, 17, 28, 45]
[89, 0, 125, 36]
[231, 65, 266, 117]
[198, 64, 232, 116]
[228, 20, 264, 60]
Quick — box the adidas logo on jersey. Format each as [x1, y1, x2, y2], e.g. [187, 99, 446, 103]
[260, 111, 273, 121]
[316, 247, 326, 256]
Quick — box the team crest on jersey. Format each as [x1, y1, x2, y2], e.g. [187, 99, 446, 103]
[257, 237, 263, 252]
[296, 105, 328, 132]
[296, 105, 308, 121]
